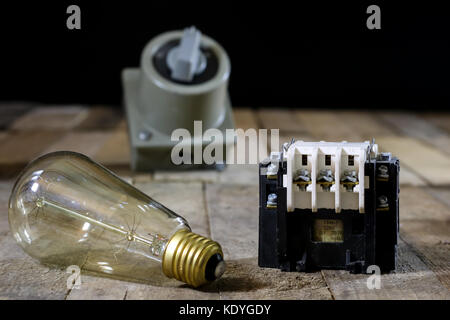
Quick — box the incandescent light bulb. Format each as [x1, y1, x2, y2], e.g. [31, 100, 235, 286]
[8, 151, 225, 287]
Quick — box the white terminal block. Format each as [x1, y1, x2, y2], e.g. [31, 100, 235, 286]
[280, 141, 378, 213]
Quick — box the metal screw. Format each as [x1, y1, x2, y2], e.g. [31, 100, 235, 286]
[317, 169, 334, 191]
[267, 193, 277, 206]
[342, 170, 357, 181]
[377, 195, 389, 208]
[138, 130, 152, 141]
[341, 170, 357, 191]
[378, 152, 391, 161]
[377, 165, 389, 179]
[294, 168, 310, 182]
[317, 169, 334, 182]
[267, 163, 278, 175]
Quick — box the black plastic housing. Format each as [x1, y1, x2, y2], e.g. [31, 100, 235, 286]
[258, 156, 400, 273]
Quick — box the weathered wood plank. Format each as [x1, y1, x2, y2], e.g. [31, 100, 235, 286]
[0, 131, 63, 178]
[206, 184, 259, 261]
[427, 187, 450, 208]
[377, 136, 450, 186]
[1, 107, 449, 300]
[398, 166, 427, 187]
[323, 239, 450, 299]
[0, 102, 33, 130]
[66, 275, 133, 300]
[233, 108, 259, 130]
[295, 110, 361, 141]
[0, 180, 13, 235]
[216, 258, 332, 300]
[295, 110, 397, 142]
[205, 183, 332, 299]
[421, 112, 450, 135]
[131, 173, 153, 184]
[258, 108, 306, 134]
[0, 132, 7, 144]
[399, 187, 450, 290]
[153, 170, 219, 183]
[94, 128, 131, 169]
[378, 112, 450, 155]
[76, 106, 123, 131]
[123, 283, 219, 300]
[152, 167, 259, 187]
[336, 110, 397, 140]
[10, 106, 88, 131]
[218, 164, 259, 186]
[0, 235, 70, 299]
[41, 131, 112, 158]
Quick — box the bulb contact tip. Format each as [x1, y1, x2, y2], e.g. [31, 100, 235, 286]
[162, 229, 225, 287]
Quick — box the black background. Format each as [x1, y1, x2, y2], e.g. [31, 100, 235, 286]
[0, 1, 449, 109]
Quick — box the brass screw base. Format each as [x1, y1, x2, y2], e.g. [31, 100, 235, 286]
[162, 229, 224, 287]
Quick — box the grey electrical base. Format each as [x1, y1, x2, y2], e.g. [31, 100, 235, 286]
[123, 69, 234, 170]
[122, 28, 235, 171]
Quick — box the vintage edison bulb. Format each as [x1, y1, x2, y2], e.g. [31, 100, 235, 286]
[8, 151, 225, 287]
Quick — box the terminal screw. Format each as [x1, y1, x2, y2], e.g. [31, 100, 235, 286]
[377, 195, 389, 209]
[341, 170, 358, 191]
[378, 152, 391, 161]
[317, 169, 334, 192]
[267, 163, 278, 176]
[294, 169, 311, 182]
[267, 193, 277, 208]
[377, 165, 389, 180]
[294, 169, 311, 191]
[317, 169, 334, 182]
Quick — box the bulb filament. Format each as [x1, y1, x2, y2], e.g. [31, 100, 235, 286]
[36, 197, 165, 255]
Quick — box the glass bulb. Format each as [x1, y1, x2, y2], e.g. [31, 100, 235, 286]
[8, 151, 225, 287]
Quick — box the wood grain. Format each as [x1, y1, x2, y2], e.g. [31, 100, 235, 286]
[378, 112, 450, 155]
[399, 187, 450, 290]
[323, 239, 450, 299]
[0, 104, 449, 299]
[377, 136, 450, 186]
[422, 112, 450, 135]
[41, 131, 112, 158]
[94, 128, 131, 168]
[0, 102, 33, 130]
[10, 106, 88, 131]
[233, 108, 259, 130]
[76, 106, 123, 131]
[0, 131, 63, 178]
[258, 108, 307, 134]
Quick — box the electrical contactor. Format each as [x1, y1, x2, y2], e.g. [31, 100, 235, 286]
[258, 140, 399, 273]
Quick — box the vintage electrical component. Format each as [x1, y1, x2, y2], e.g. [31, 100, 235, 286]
[8, 151, 225, 287]
[122, 27, 234, 171]
[258, 140, 399, 273]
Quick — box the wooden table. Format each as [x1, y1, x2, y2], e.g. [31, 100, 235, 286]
[0, 103, 449, 299]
